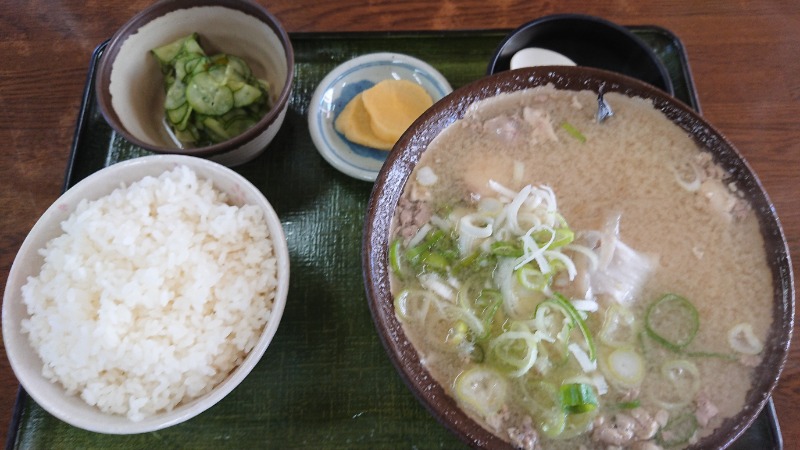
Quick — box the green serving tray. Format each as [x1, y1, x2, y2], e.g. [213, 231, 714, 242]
[7, 28, 781, 449]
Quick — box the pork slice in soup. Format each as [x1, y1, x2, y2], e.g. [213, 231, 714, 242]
[388, 85, 772, 450]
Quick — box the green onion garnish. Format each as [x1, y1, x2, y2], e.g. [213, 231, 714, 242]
[645, 293, 699, 351]
[560, 383, 598, 414]
[561, 122, 586, 143]
[545, 293, 596, 360]
[657, 413, 698, 447]
[389, 238, 404, 275]
[615, 399, 641, 410]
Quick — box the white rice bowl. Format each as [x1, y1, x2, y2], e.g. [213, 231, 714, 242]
[2, 155, 289, 434]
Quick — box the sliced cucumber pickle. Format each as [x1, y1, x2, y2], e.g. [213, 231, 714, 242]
[151, 33, 198, 65]
[152, 33, 273, 146]
[164, 79, 186, 111]
[225, 55, 252, 78]
[202, 117, 230, 141]
[186, 72, 234, 115]
[166, 102, 190, 127]
[233, 84, 263, 107]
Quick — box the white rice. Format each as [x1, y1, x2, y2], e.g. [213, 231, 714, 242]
[20, 165, 277, 421]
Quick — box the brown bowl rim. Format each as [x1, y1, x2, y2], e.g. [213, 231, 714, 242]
[94, 0, 295, 157]
[363, 66, 794, 449]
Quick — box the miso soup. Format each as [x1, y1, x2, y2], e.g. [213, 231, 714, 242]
[388, 85, 772, 449]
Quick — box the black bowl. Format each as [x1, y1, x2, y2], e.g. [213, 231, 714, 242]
[487, 14, 674, 95]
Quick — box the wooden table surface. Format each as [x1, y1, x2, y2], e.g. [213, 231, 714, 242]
[1, 0, 798, 447]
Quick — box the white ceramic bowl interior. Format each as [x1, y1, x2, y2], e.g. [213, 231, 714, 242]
[2, 155, 290, 434]
[104, 1, 292, 166]
[308, 52, 452, 181]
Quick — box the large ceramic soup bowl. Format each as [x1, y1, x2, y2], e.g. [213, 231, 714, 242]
[363, 66, 793, 449]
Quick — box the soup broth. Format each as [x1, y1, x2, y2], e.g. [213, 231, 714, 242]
[389, 85, 772, 449]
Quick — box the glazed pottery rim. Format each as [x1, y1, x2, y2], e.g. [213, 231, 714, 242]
[363, 66, 794, 449]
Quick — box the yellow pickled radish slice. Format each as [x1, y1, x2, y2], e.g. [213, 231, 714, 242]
[361, 79, 433, 142]
[334, 93, 395, 150]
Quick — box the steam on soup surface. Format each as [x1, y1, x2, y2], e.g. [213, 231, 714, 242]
[388, 85, 772, 449]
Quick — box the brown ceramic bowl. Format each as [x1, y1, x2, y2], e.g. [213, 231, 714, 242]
[95, 0, 294, 167]
[363, 66, 794, 449]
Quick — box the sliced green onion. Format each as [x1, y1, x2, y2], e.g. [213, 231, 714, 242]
[452, 250, 482, 276]
[543, 250, 577, 280]
[728, 322, 764, 355]
[419, 250, 449, 271]
[546, 257, 567, 276]
[457, 286, 502, 341]
[491, 241, 524, 257]
[520, 380, 566, 438]
[475, 290, 503, 337]
[559, 383, 597, 414]
[645, 293, 699, 351]
[599, 304, 637, 348]
[459, 213, 493, 238]
[405, 244, 426, 262]
[561, 122, 586, 143]
[636, 294, 739, 361]
[448, 320, 469, 345]
[603, 347, 645, 388]
[551, 227, 575, 248]
[389, 238, 404, 275]
[533, 300, 575, 338]
[533, 300, 573, 361]
[614, 399, 641, 410]
[469, 343, 485, 363]
[540, 294, 596, 361]
[455, 308, 486, 343]
[563, 374, 608, 397]
[405, 229, 445, 262]
[516, 264, 550, 291]
[487, 324, 539, 377]
[657, 413, 698, 447]
[425, 300, 467, 352]
[649, 359, 700, 409]
[394, 289, 432, 323]
[534, 227, 575, 248]
[454, 367, 508, 419]
[685, 350, 739, 361]
[557, 408, 598, 440]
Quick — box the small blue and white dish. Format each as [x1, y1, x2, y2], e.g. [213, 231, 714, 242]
[308, 52, 452, 181]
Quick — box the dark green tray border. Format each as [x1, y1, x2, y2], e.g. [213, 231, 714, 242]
[6, 28, 781, 450]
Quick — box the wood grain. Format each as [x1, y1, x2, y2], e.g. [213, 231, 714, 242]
[1, 0, 798, 447]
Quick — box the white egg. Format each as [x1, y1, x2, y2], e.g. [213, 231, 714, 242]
[510, 47, 576, 69]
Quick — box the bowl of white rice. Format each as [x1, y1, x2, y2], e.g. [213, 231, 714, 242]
[2, 154, 289, 434]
